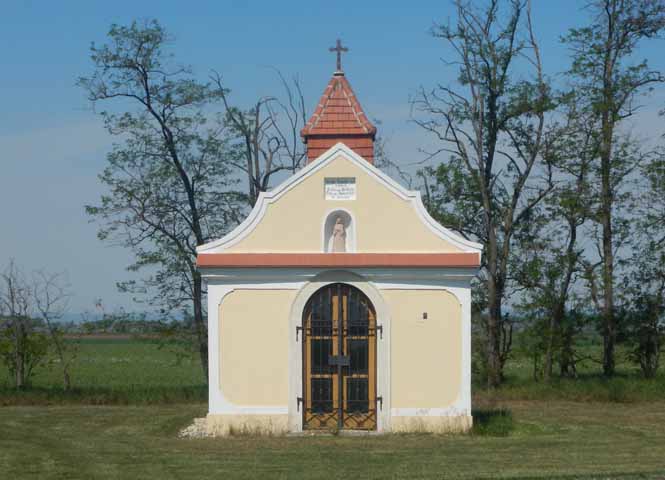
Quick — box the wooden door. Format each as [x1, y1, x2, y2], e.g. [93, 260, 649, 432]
[302, 283, 377, 431]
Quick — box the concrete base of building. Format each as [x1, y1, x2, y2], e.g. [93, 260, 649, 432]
[180, 414, 289, 438]
[390, 415, 473, 434]
[181, 413, 472, 437]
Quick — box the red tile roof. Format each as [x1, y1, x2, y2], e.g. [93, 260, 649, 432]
[301, 72, 377, 138]
[301, 72, 377, 163]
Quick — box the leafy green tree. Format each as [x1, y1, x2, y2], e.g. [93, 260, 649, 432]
[78, 20, 245, 381]
[621, 251, 665, 378]
[562, 0, 665, 376]
[512, 98, 594, 381]
[414, 0, 554, 387]
[619, 146, 665, 378]
[625, 299, 663, 378]
[513, 312, 547, 381]
[642, 151, 665, 247]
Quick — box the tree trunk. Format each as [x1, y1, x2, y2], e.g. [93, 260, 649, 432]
[601, 230, 615, 377]
[599, 8, 617, 377]
[544, 304, 565, 382]
[58, 350, 71, 391]
[15, 319, 25, 389]
[486, 278, 503, 388]
[600, 113, 615, 377]
[559, 310, 578, 378]
[485, 222, 504, 388]
[163, 125, 209, 384]
[559, 334, 576, 378]
[63, 368, 71, 391]
[47, 328, 72, 391]
[193, 271, 209, 383]
[543, 315, 556, 382]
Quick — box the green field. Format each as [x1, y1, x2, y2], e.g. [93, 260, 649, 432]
[0, 337, 206, 405]
[2, 337, 664, 405]
[2, 338, 665, 479]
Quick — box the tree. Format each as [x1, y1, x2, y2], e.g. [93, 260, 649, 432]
[213, 70, 307, 206]
[32, 270, 76, 390]
[413, 0, 554, 387]
[562, 0, 665, 376]
[621, 243, 665, 378]
[78, 20, 245, 382]
[512, 97, 594, 381]
[622, 281, 664, 378]
[642, 149, 665, 247]
[619, 143, 665, 378]
[0, 261, 49, 389]
[374, 133, 415, 188]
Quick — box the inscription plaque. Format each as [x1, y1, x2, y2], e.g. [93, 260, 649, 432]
[325, 177, 356, 200]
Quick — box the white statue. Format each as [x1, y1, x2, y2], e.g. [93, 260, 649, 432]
[331, 216, 346, 253]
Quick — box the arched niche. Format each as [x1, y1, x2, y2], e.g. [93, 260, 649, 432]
[323, 210, 355, 253]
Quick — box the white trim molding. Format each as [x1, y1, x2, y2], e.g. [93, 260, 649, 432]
[203, 267, 473, 433]
[197, 143, 483, 254]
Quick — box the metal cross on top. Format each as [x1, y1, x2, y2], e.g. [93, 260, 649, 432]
[329, 39, 349, 72]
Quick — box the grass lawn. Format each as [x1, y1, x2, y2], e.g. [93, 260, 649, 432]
[2, 337, 665, 478]
[2, 401, 665, 479]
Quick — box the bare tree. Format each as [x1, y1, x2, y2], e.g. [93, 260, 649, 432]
[413, 0, 553, 387]
[213, 70, 307, 205]
[33, 270, 76, 390]
[373, 133, 414, 188]
[0, 261, 49, 389]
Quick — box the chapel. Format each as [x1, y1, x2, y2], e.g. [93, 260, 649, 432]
[196, 42, 482, 435]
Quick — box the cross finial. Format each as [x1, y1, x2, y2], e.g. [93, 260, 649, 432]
[329, 39, 349, 72]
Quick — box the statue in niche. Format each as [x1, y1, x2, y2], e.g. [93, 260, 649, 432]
[331, 216, 347, 252]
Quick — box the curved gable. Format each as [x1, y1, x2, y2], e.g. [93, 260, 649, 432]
[198, 144, 482, 256]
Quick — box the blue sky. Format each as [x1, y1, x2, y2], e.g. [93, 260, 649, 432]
[1, 0, 663, 313]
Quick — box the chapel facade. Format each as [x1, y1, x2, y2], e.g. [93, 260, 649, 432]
[196, 45, 481, 435]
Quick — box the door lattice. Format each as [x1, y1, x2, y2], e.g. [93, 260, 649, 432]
[302, 283, 378, 431]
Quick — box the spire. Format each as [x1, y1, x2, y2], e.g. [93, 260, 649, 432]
[301, 42, 377, 164]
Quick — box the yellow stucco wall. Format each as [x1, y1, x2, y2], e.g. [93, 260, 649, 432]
[385, 289, 462, 409]
[218, 287, 463, 413]
[226, 155, 462, 253]
[219, 289, 297, 406]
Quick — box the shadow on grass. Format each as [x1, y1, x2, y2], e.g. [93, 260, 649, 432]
[471, 408, 514, 436]
[0, 385, 207, 406]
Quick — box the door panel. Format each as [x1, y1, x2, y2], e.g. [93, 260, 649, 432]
[302, 283, 377, 431]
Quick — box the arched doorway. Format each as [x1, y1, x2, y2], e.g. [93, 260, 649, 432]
[302, 283, 377, 431]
